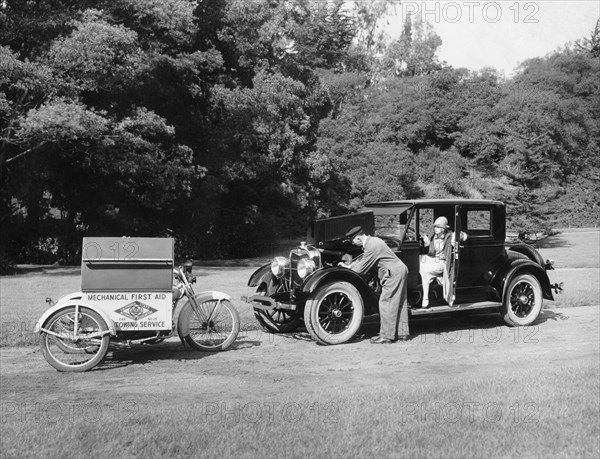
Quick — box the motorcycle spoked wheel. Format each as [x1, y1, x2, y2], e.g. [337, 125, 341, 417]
[40, 306, 110, 372]
[180, 298, 240, 351]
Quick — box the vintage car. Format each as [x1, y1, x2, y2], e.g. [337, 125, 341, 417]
[243, 199, 562, 345]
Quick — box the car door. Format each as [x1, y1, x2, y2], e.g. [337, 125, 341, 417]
[454, 205, 503, 303]
[396, 207, 420, 291]
[445, 205, 461, 306]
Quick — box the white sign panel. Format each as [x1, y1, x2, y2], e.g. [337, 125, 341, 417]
[85, 292, 172, 331]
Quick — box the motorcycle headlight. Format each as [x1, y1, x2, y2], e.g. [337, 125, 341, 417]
[297, 258, 316, 279]
[271, 257, 289, 278]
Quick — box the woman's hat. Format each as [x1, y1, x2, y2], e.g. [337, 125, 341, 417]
[434, 217, 450, 229]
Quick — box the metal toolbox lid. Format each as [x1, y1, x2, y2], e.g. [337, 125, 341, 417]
[81, 237, 174, 292]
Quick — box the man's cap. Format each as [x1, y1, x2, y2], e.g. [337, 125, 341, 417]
[434, 216, 450, 229]
[345, 226, 365, 239]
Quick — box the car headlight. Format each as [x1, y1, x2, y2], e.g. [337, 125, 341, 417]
[271, 257, 289, 278]
[297, 259, 316, 279]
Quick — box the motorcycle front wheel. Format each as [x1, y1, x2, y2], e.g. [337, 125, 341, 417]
[39, 306, 110, 372]
[180, 299, 240, 351]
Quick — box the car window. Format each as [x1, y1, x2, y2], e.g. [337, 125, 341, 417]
[418, 208, 434, 235]
[466, 209, 492, 235]
[404, 209, 417, 241]
[374, 214, 402, 239]
[373, 209, 415, 241]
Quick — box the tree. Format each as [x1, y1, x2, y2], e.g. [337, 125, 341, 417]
[0, 0, 88, 58]
[289, 0, 356, 71]
[46, 10, 147, 98]
[349, 0, 400, 59]
[0, 6, 203, 261]
[205, 70, 332, 236]
[383, 14, 442, 77]
[576, 18, 600, 57]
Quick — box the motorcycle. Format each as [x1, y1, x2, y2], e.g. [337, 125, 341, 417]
[35, 238, 240, 372]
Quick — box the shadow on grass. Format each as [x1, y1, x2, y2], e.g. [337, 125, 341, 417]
[276, 330, 314, 342]
[250, 311, 552, 345]
[355, 307, 569, 341]
[535, 308, 570, 323]
[237, 324, 315, 343]
[533, 233, 573, 249]
[93, 336, 264, 370]
[91, 308, 573, 369]
[15, 266, 81, 276]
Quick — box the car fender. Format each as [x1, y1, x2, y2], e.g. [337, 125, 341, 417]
[34, 292, 117, 335]
[301, 268, 379, 314]
[507, 243, 545, 266]
[248, 263, 272, 287]
[495, 260, 554, 302]
[177, 291, 231, 337]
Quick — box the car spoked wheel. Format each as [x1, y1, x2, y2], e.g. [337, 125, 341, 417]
[503, 274, 543, 326]
[511, 283, 535, 317]
[253, 279, 301, 333]
[318, 292, 355, 333]
[304, 282, 364, 345]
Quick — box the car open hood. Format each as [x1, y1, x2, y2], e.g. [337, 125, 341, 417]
[307, 211, 375, 245]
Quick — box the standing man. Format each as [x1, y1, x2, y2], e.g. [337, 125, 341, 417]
[340, 226, 409, 344]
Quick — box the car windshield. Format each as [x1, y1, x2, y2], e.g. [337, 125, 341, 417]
[373, 208, 415, 241]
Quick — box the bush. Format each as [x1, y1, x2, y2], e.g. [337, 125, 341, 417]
[173, 214, 281, 260]
[0, 254, 20, 275]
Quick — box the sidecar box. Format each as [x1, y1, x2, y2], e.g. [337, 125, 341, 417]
[80, 237, 174, 331]
[81, 237, 174, 292]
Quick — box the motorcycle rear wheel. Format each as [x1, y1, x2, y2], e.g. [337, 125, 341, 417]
[40, 306, 109, 372]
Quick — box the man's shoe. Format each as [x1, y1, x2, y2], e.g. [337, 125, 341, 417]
[397, 335, 411, 341]
[370, 336, 394, 344]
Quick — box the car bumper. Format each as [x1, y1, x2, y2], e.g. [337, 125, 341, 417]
[241, 295, 297, 311]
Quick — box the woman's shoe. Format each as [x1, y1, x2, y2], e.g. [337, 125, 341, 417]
[421, 300, 429, 309]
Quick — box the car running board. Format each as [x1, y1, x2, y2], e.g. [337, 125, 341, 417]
[410, 301, 501, 315]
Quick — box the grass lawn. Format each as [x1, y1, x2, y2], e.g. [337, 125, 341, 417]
[1, 364, 598, 458]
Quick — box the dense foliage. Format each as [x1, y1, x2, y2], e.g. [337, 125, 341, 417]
[1, 1, 598, 263]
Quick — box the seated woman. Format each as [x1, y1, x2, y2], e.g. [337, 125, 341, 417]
[419, 216, 457, 308]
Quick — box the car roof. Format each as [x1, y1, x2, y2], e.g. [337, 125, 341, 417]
[366, 199, 504, 207]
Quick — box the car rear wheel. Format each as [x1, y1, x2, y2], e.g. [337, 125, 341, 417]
[304, 282, 364, 345]
[253, 279, 301, 333]
[503, 274, 543, 326]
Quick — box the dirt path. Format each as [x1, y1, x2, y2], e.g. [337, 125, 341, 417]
[1, 305, 598, 406]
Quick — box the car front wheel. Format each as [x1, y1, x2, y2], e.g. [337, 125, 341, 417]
[253, 279, 301, 333]
[304, 281, 364, 345]
[503, 273, 543, 326]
